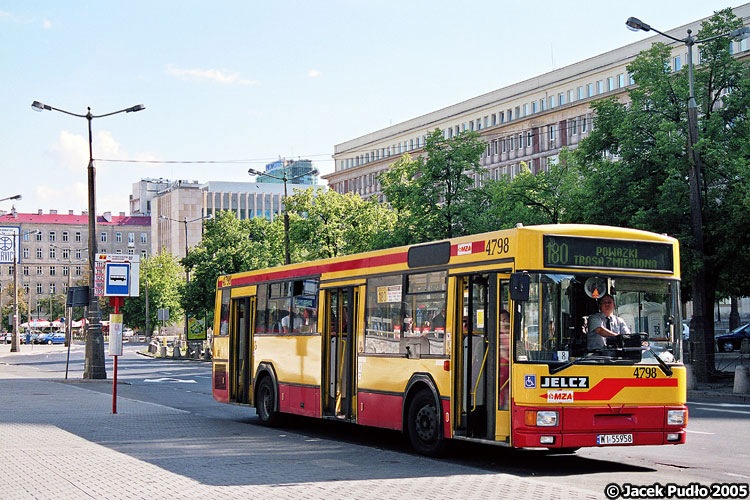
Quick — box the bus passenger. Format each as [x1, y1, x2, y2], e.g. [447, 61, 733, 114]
[587, 294, 631, 351]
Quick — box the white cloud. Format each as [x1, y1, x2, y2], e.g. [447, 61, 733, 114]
[166, 64, 257, 85]
[51, 129, 131, 171]
[0, 11, 10, 18]
[42, 19, 51, 29]
[35, 182, 87, 211]
[308, 69, 321, 78]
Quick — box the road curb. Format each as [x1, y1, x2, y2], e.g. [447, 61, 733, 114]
[687, 389, 750, 403]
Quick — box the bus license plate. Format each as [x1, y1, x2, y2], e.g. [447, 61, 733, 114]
[597, 433, 633, 445]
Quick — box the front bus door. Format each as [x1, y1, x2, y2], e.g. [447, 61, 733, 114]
[229, 296, 254, 405]
[454, 273, 511, 442]
[323, 287, 357, 419]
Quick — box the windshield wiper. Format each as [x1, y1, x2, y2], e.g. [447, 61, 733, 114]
[548, 354, 607, 374]
[647, 347, 673, 377]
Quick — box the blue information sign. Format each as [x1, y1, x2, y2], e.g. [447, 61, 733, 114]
[105, 263, 130, 296]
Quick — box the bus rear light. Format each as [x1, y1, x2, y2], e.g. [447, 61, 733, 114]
[539, 435, 555, 445]
[443, 360, 450, 371]
[667, 409, 686, 426]
[525, 410, 558, 427]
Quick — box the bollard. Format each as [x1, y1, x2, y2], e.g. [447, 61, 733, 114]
[733, 365, 750, 394]
[160, 346, 167, 357]
[685, 363, 696, 391]
[203, 346, 212, 361]
[173, 345, 182, 359]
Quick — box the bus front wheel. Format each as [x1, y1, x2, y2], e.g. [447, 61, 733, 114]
[407, 390, 445, 456]
[256, 377, 280, 426]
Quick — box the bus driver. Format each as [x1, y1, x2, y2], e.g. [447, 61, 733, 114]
[587, 294, 631, 351]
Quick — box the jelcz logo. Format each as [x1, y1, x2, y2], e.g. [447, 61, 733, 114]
[524, 375, 536, 389]
[547, 390, 574, 403]
[540, 376, 589, 388]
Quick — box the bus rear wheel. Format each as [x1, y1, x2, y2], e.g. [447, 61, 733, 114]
[407, 390, 445, 456]
[256, 377, 280, 426]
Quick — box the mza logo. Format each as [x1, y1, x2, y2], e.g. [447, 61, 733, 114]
[524, 374, 536, 389]
[547, 390, 574, 403]
[540, 376, 589, 389]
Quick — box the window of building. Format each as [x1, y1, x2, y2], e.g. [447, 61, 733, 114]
[23, 232, 30, 242]
[549, 95, 555, 109]
[673, 56, 681, 71]
[75, 266, 82, 276]
[49, 231, 56, 242]
[63, 266, 68, 277]
[23, 284, 29, 295]
[527, 103, 532, 115]
[36, 232, 42, 242]
[577, 87, 583, 100]
[596, 80, 603, 94]
[23, 266, 29, 276]
[128, 233, 135, 244]
[629, 73, 635, 85]
[514, 106, 520, 119]
[49, 266, 56, 276]
[540, 98, 546, 111]
[618, 73, 625, 88]
[141, 250, 148, 259]
[570, 118, 578, 135]
[587, 83, 594, 97]
[75, 249, 82, 259]
[116, 232, 122, 243]
[607, 77, 615, 91]
[549, 125, 556, 142]
[101, 232, 107, 243]
[37, 283, 42, 294]
[582, 116, 588, 133]
[559, 92, 565, 106]
[128, 249, 134, 256]
[36, 266, 42, 275]
[36, 248, 42, 259]
[23, 248, 29, 259]
[75, 232, 81, 243]
[527, 131, 533, 147]
[49, 248, 55, 259]
[502, 139, 507, 153]
[62, 248, 69, 259]
[116, 249, 123, 254]
[50, 283, 55, 294]
[519, 134, 524, 149]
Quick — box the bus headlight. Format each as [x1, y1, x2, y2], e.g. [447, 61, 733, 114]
[526, 410, 558, 427]
[667, 409, 686, 426]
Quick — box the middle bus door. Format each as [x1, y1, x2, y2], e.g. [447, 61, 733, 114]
[322, 287, 357, 419]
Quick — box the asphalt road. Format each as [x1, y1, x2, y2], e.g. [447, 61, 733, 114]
[3, 343, 749, 496]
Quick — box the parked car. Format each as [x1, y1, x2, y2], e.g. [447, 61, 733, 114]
[48, 333, 66, 345]
[37, 332, 55, 344]
[29, 332, 41, 344]
[716, 323, 750, 352]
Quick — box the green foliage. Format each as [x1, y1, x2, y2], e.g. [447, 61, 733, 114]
[378, 129, 487, 245]
[285, 187, 397, 259]
[121, 252, 184, 333]
[0, 282, 28, 329]
[469, 151, 583, 231]
[182, 211, 284, 321]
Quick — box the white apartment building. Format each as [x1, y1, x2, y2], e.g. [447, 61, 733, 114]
[325, 4, 750, 200]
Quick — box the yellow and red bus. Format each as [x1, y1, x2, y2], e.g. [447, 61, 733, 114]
[211, 224, 687, 455]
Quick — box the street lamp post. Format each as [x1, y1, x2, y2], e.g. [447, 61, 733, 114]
[9, 229, 37, 352]
[158, 215, 208, 343]
[625, 18, 750, 378]
[247, 167, 318, 265]
[32, 101, 145, 379]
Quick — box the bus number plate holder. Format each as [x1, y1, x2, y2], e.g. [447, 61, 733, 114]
[596, 433, 633, 445]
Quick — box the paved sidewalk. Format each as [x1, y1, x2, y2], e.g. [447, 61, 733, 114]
[0, 361, 600, 500]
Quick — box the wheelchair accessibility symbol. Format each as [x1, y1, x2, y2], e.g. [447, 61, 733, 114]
[524, 375, 537, 389]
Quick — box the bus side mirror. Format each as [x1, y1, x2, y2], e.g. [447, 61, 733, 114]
[510, 272, 530, 302]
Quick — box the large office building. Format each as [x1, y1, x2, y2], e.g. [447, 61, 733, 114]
[257, 158, 318, 186]
[0, 209, 150, 320]
[147, 179, 319, 259]
[324, 4, 750, 201]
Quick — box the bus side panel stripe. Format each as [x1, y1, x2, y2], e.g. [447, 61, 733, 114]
[357, 391, 403, 430]
[278, 383, 320, 418]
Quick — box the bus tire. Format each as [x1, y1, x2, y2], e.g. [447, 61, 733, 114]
[406, 390, 445, 456]
[256, 377, 280, 426]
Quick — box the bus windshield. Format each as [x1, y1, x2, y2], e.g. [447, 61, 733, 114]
[514, 273, 682, 365]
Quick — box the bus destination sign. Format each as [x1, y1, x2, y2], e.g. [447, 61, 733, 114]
[543, 235, 673, 273]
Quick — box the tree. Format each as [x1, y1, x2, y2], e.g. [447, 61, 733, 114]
[284, 187, 397, 260]
[468, 151, 583, 232]
[121, 252, 184, 334]
[182, 211, 284, 324]
[0, 282, 28, 330]
[378, 129, 487, 245]
[572, 9, 750, 380]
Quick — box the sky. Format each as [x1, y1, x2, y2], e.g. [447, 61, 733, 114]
[1, 0, 745, 215]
